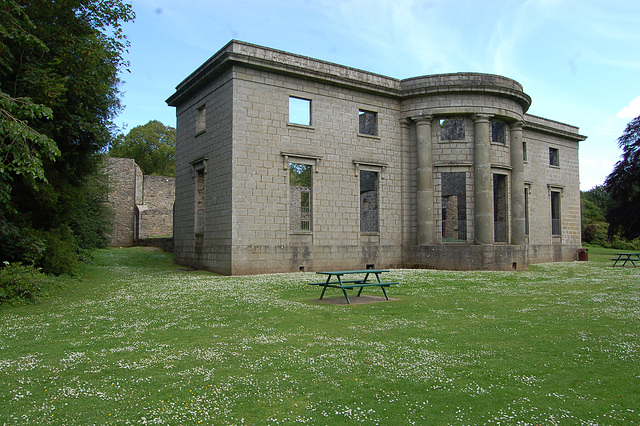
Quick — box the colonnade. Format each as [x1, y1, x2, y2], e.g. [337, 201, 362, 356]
[410, 114, 526, 246]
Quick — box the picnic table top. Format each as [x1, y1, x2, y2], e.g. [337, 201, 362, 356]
[316, 269, 390, 275]
[615, 252, 639, 255]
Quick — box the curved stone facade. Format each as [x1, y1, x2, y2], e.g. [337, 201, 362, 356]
[167, 41, 585, 275]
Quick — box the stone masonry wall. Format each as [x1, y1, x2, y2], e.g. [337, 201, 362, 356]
[138, 175, 175, 239]
[106, 157, 175, 246]
[106, 158, 141, 247]
[166, 41, 586, 275]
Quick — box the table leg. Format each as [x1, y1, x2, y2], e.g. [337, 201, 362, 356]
[319, 275, 331, 300]
[380, 285, 389, 300]
[338, 275, 351, 304]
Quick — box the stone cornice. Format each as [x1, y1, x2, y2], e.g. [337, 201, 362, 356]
[524, 114, 587, 142]
[167, 40, 401, 106]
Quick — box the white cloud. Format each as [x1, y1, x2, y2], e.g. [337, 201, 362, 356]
[617, 96, 640, 119]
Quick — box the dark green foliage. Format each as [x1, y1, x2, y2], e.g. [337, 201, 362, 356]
[582, 185, 612, 214]
[41, 228, 78, 276]
[0, 0, 60, 206]
[605, 115, 640, 240]
[0, 0, 134, 273]
[0, 261, 46, 304]
[109, 120, 176, 176]
[580, 188, 608, 245]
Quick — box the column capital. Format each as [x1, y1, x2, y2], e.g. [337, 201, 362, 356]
[472, 113, 493, 124]
[399, 117, 412, 127]
[411, 114, 433, 124]
[510, 121, 524, 131]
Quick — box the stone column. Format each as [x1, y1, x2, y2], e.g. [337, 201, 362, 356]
[414, 115, 434, 245]
[510, 122, 526, 245]
[400, 118, 413, 244]
[473, 114, 493, 245]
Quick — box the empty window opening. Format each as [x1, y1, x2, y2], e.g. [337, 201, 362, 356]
[289, 163, 312, 231]
[289, 96, 311, 126]
[524, 188, 530, 236]
[493, 174, 508, 242]
[523, 142, 528, 162]
[441, 172, 467, 242]
[491, 121, 506, 144]
[195, 168, 205, 234]
[440, 118, 465, 141]
[360, 170, 379, 232]
[551, 190, 561, 235]
[549, 147, 559, 167]
[196, 104, 206, 134]
[359, 110, 378, 136]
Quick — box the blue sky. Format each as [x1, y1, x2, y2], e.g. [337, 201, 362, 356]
[115, 0, 640, 190]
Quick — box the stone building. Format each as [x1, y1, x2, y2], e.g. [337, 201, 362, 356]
[166, 41, 586, 275]
[106, 157, 175, 246]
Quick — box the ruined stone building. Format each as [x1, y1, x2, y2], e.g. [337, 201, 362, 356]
[106, 157, 174, 246]
[166, 41, 586, 275]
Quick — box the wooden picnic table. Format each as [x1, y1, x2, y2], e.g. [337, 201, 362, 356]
[610, 253, 639, 267]
[309, 269, 398, 304]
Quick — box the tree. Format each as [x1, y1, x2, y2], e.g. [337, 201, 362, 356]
[0, 0, 134, 273]
[604, 115, 640, 240]
[110, 120, 176, 176]
[0, 0, 60, 206]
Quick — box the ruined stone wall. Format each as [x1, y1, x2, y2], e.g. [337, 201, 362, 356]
[106, 158, 141, 247]
[138, 175, 175, 239]
[106, 157, 174, 246]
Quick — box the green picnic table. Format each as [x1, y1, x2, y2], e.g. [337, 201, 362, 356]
[309, 269, 399, 304]
[610, 253, 639, 267]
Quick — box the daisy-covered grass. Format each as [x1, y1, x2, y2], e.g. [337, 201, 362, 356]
[0, 246, 638, 424]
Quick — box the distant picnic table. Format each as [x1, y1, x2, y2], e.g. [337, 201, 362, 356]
[309, 269, 398, 304]
[610, 253, 639, 267]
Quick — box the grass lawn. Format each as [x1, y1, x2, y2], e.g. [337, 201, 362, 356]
[1, 247, 638, 424]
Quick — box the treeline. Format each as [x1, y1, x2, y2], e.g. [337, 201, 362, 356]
[1, 0, 135, 284]
[582, 115, 640, 250]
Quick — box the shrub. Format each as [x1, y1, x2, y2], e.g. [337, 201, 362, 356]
[583, 221, 609, 246]
[0, 262, 46, 305]
[41, 228, 78, 276]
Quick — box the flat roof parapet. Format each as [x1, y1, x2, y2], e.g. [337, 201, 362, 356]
[401, 73, 532, 112]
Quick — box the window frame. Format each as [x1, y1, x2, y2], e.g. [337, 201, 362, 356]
[196, 104, 207, 136]
[491, 120, 507, 145]
[359, 169, 380, 233]
[493, 173, 508, 242]
[439, 117, 466, 142]
[358, 109, 378, 137]
[440, 171, 468, 243]
[288, 96, 312, 127]
[190, 158, 208, 235]
[549, 147, 560, 167]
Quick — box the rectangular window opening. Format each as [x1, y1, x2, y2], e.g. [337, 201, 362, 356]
[195, 168, 205, 234]
[289, 96, 311, 126]
[491, 121, 506, 144]
[359, 110, 378, 136]
[524, 188, 530, 236]
[441, 172, 467, 242]
[551, 191, 561, 235]
[289, 163, 312, 231]
[493, 174, 508, 242]
[523, 142, 528, 162]
[196, 104, 206, 134]
[549, 147, 559, 167]
[360, 170, 379, 232]
[440, 118, 465, 141]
